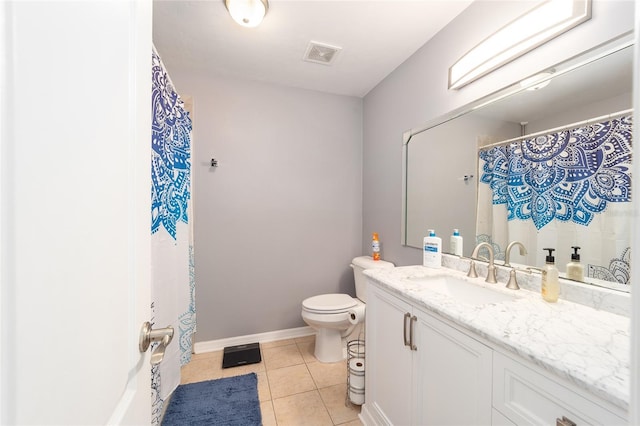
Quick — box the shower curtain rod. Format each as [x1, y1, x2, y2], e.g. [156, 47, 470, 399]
[478, 108, 633, 151]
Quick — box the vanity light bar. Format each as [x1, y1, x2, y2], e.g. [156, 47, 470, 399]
[449, 0, 592, 90]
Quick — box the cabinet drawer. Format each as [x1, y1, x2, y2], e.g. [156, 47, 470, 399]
[493, 352, 626, 425]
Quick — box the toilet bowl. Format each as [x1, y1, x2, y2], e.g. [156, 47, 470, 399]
[301, 256, 394, 363]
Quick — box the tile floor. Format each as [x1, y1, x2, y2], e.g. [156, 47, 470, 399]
[180, 335, 363, 426]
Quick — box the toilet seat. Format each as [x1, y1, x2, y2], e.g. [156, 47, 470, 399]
[302, 293, 357, 314]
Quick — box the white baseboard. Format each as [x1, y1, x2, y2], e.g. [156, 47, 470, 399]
[193, 326, 315, 354]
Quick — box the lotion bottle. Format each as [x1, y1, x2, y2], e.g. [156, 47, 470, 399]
[541, 248, 559, 303]
[566, 246, 584, 281]
[450, 229, 463, 256]
[372, 232, 381, 261]
[423, 229, 442, 268]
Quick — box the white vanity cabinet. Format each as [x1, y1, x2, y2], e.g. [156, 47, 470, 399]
[363, 278, 628, 426]
[363, 282, 492, 425]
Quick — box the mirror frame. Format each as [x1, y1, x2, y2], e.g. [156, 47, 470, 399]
[402, 32, 634, 254]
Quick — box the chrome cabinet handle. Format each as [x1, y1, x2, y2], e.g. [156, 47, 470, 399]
[139, 321, 174, 365]
[410, 315, 418, 351]
[556, 416, 576, 426]
[403, 312, 411, 347]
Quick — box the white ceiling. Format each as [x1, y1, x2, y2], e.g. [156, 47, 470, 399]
[152, 0, 474, 98]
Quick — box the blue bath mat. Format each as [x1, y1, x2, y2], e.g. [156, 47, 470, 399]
[161, 373, 262, 426]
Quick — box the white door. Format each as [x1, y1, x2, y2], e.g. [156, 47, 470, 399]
[0, 1, 153, 424]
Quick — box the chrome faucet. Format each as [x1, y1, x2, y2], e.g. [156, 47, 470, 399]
[468, 242, 497, 284]
[504, 241, 527, 290]
[504, 241, 527, 267]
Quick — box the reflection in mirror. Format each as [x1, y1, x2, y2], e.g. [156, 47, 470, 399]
[403, 38, 633, 292]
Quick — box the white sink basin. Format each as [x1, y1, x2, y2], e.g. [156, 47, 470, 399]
[409, 274, 516, 306]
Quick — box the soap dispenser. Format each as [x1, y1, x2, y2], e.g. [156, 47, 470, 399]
[566, 246, 584, 282]
[541, 248, 559, 303]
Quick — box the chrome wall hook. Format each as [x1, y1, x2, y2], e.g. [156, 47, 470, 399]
[211, 158, 219, 167]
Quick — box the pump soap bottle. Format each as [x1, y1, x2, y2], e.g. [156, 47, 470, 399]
[541, 248, 559, 303]
[566, 246, 584, 282]
[372, 232, 381, 261]
[450, 229, 463, 256]
[423, 229, 442, 268]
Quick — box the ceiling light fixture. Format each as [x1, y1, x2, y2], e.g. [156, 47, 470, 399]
[449, 0, 591, 90]
[520, 70, 555, 91]
[225, 0, 269, 28]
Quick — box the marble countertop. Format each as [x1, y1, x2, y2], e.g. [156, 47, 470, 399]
[363, 264, 630, 412]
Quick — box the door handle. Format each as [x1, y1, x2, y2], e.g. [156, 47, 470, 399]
[556, 416, 576, 426]
[139, 321, 174, 365]
[403, 312, 411, 347]
[410, 315, 418, 351]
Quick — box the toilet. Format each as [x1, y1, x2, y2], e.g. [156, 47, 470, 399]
[301, 256, 394, 363]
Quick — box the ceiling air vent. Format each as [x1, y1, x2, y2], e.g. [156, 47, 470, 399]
[303, 41, 341, 66]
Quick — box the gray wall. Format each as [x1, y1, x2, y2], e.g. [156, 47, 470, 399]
[529, 92, 632, 133]
[166, 72, 363, 341]
[362, 0, 635, 267]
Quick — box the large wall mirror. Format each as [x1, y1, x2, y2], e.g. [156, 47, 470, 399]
[403, 35, 633, 292]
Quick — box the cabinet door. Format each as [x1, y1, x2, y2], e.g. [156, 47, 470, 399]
[492, 408, 516, 426]
[366, 285, 414, 426]
[413, 307, 493, 426]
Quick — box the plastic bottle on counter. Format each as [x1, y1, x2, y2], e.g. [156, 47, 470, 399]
[450, 229, 463, 256]
[372, 232, 381, 261]
[423, 229, 442, 268]
[566, 246, 584, 282]
[541, 248, 559, 303]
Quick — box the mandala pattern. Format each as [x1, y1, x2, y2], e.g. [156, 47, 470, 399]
[475, 234, 504, 261]
[180, 245, 197, 366]
[150, 300, 163, 426]
[479, 116, 632, 230]
[150, 49, 195, 424]
[150, 363, 162, 426]
[151, 49, 192, 239]
[588, 247, 631, 285]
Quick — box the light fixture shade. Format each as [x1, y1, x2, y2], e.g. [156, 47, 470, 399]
[520, 71, 555, 91]
[225, 0, 268, 28]
[449, 0, 591, 90]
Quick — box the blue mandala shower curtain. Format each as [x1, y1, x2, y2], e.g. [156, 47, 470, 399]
[150, 47, 196, 424]
[476, 114, 632, 285]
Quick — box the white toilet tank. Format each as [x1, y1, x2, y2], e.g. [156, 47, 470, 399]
[351, 256, 394, 303]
